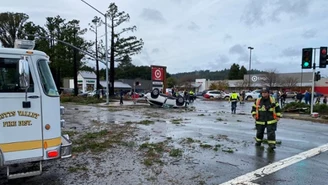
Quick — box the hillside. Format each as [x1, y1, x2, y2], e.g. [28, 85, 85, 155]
[170, 69, 266, 81]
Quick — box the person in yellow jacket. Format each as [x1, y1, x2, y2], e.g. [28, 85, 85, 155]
[189, 90, 195, 103]
[229, 91, 240, 114]
[251, 87, 282, 150]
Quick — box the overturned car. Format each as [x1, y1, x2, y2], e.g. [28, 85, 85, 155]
[145, 88, 188, 108]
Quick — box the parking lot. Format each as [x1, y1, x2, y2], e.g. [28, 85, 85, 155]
[1, 99, 327, 185]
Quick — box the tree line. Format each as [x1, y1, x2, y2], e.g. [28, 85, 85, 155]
[0, 7, 269, 94]
[0, 2, 144, 96]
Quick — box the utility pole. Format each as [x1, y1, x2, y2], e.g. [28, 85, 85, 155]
[110, 17, 115, 96]
[310, 49, 316, 115]
[73, 27, 78, 96]
[81, 0, 110, 104]
[90, 16, 101, 99]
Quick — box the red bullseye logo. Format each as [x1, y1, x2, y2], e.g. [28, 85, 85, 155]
[155, 69, 161, 78]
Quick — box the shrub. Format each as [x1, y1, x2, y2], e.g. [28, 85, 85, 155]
[282, 102, 328, 114]
[313, 104, 328, 114]
[60, 95, 105, 104]
[282, 102, 310, 112]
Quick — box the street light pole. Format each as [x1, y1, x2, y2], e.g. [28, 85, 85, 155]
[81, 0, 109, 104]
[105, 15, 109, 104]
[248, 46, 254, 90]
[24, 34, 105, 64]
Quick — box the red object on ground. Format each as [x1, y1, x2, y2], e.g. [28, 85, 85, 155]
[132, 93, 140, 99]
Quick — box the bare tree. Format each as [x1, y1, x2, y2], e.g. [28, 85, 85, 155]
[261, 69, 280, 87]
[279, 76, 298, 88]
[176, 74, 198, 89]
[234, 80, 249, 88]
[209, 80, 229, 90]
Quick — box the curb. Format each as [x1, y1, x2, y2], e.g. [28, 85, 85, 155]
[283, 114, 328, 124]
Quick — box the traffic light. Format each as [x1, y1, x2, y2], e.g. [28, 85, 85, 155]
[302, 48, 313, 69]
[315, 71, 321, 81]
[319, 47, 327, 68]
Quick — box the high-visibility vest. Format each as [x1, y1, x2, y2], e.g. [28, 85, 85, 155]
[230, 93, 238, 99]
[255, 97, 277, 120]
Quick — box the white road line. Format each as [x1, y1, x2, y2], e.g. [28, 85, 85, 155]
[220, 143, 328, 185]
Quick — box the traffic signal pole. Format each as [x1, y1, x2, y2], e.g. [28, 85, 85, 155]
[310, 48, 316, 115]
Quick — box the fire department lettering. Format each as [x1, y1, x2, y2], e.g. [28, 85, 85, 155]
[0, 111, 16, 120]
[3, 120, 32, 127]
[17, 111, 40, 119]
[0, 111, 39, 127]
[0, 111, 39, 120]
[3, 121, 17, 127]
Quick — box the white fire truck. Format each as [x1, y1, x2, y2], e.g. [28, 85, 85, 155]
[0, 40, 72, 179]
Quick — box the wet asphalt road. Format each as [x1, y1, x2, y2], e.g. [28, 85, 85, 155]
[133, 99, 328, 184]
[1, 98, 327, 185]
[192, 100, 328, 184]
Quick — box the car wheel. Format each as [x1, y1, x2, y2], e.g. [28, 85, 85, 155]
[246, 96, 252, 100]
[176, 96, 185, 106]
[151, 88, 160, 99]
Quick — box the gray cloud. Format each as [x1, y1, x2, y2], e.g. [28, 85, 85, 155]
[241, 0, 311, 26]
[281, 47, 299, 57]
[215, 55, 230, 63]
[138, 49, 155, 65]
[151, 48, 160, 54]
[205, 55, 230, 70]
[302, 29, 317, 39]
[188, 22, 200, 31]
[140, 8, 166, 23]
[223, 34, 232, 42]
[170, 0, 182, 3]
[229, 44, 246, 55]
[208, 24, 215, 29]
[228, 44, 260, 64]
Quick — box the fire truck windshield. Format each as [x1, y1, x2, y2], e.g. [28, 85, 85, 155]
[37, 59, 59, 97]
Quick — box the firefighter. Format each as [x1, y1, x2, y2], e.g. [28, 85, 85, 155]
[189, 90, 195, 103]
[251, 87, 282, 150]
[229, 90, 240, 114]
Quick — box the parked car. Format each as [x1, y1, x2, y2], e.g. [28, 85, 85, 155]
[196, 92, 203, 96]
[245, 89, 261, 100]
[285, 91, 297, 99]
[203, 90, 223, 99]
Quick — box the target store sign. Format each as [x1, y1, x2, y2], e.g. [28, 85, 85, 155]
[151, 67, 164, 81]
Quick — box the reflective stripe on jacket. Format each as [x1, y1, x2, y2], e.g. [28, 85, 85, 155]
[251, 96, 282, 125]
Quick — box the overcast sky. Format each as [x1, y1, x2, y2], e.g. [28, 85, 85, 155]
[1, 0, 328, 76]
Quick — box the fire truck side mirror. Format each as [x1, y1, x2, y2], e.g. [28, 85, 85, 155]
[18, 57, 30, 90]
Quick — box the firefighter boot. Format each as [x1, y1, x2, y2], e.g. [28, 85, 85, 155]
[268, 144, 276, 150]
[255, 142, 262, 147]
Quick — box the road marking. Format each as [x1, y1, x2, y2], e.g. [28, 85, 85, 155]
[220, 143, 328, 185]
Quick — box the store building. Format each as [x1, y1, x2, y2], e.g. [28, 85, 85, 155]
[65, 71, 97, 93]
[195, 72, 328, 94]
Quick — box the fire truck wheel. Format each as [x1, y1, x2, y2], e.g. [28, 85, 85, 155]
[151, 88, 160, 99]
[176, 96, 185, 106]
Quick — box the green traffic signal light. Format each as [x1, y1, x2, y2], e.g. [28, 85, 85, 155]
[302, 48, 313, 69]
